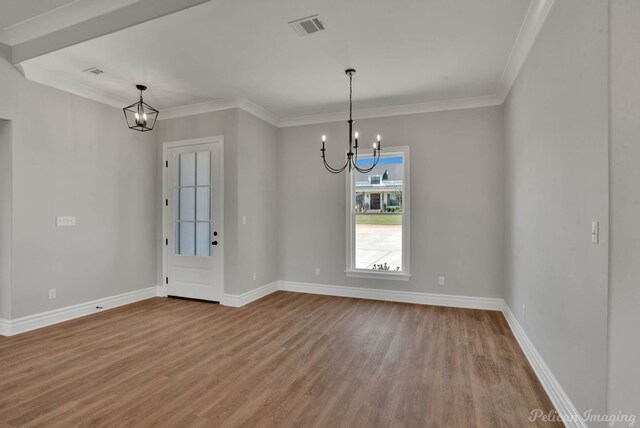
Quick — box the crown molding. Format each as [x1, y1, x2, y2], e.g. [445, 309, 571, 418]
[158, 94, 502, 128]
[159, 97, 282, 127]
[279, 95, 502, 128]
[236, 98, 282, 128]
[160, 97, 243, 120]
[15, 0, 555, 128]
[494, 0, 557, 102]
[158, 97, 252, 121]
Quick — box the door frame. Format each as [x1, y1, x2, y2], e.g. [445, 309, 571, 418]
[161, 136, 224, 298]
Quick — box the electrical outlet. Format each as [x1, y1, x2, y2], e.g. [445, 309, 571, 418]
[522, 304, 526, 317]
[315, 268, 320, 276]
[242, 216, 247, 225]
[438, 276, 445, 286]
[252, 272, 256, 281]
[48, 288, 57, 300]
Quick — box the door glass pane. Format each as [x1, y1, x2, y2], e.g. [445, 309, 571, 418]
[179, 222, 195, 256]
[179, 152, 196, 186]
[196, 187, 210, 221]
[353, 154, 404, 271]
[179, 188, 195, 221]
[174, 222, 179, 254]
[173, 155, 180, 187]
[196, 151, 210, 185]
[196, 222, 211, 256]
[173, 149, 214, 257]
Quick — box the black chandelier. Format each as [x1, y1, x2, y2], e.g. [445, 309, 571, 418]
[123, 84, 159, 132]
[321, 69, 382, 174]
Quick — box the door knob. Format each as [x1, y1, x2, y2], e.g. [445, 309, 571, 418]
[212, 241, 218, 246]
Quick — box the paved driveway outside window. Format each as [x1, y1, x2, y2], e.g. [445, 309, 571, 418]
[355, 224, 402, 270]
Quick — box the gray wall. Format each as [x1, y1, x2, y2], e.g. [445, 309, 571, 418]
[0, 52, 158, 319]
[237, 110, 279, 293]
[608, 0, 640, 419]
[278, 106, 505, 297]
[503, 0, 609, 416]
[156, 108, 279, 295]
[0, 120, 11, 319]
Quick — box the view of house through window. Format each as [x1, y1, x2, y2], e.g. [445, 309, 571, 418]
[352, 153, 405, 272]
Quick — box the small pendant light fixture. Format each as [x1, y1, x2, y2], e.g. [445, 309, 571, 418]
[321, 69, 382, 174]
[123, 84, 159, 132]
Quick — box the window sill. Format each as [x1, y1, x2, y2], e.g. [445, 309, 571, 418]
[345, 270, 411, 282]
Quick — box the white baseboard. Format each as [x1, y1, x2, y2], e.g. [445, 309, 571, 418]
[502, 304, 585, 428]
[221, 281, 279, 307]
[0, 286, 162, 337]
[0, 318, 10, 336]
[278, 280, 504, 311]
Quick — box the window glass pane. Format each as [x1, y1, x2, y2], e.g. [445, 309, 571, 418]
[179, 188, 195, 221]
[179, 152, 196, 186]
[178, 222, 195, 255]
[196, 151, 210, 185]
[196, 222, 211, 256]
[353, 154, 404, 271]
[196, 187, 210, 221]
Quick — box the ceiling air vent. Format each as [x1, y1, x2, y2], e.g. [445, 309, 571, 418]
[82, 67, 104, 75]
[288, 14, 325, 36]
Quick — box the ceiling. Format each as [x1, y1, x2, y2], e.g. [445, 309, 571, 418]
[4, 0, 544, 122]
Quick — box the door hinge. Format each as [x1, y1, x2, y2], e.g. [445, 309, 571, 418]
[165, 238, 168, 246]
[165, 277, 168, 284]
[165, 160, 168, 168]
[165, 199, 168, 206]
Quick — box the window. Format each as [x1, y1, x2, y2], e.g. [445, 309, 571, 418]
[346, 146, 410, 280]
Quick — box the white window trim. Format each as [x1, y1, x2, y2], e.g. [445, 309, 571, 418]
[345, 145, 411, 281]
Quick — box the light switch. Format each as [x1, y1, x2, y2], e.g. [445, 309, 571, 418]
[242, 216, 247, 225]
[56, 216, 76, 227]
[591, 221, 599, 244]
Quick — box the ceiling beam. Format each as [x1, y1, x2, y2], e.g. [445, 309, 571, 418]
[11, 0, 211, 64]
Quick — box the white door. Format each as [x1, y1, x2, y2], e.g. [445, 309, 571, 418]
[166, 142, 223, 301]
